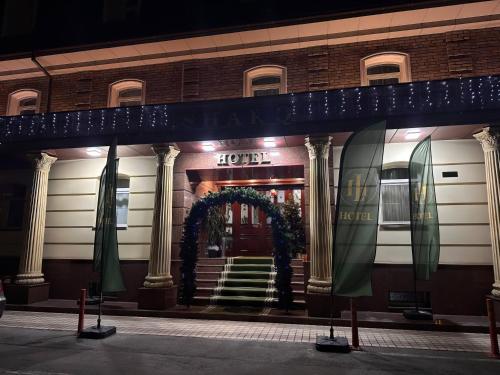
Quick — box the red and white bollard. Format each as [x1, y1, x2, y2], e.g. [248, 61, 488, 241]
[77, 288, 86, 334]
[351, 298, 360, 350]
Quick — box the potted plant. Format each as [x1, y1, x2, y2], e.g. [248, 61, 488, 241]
[282, 197, 306, 258]
[206, 206, 226, 258]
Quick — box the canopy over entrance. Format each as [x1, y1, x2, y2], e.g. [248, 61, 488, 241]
[1, 75, 499, 153]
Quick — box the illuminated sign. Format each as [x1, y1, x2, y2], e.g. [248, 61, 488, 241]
[217, 152, 271, 166]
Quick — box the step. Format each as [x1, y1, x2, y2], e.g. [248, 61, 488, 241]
[232, 257, 273, 265]
[195, 271, 220, 280]
[228, 264, 274, 272]
[224, 271, 274, 279]
[223, 279, 271, 288]
[196, 265, 225, 273]
[195, 287, 215, 297]
[196, 280, 218, 289]
[197, 258, 226, 265]
[219, 287, 276, 298]
[192, 295, 306, 308]
[211, 295, 277, 307]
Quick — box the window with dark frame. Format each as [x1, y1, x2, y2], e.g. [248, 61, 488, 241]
[380, 167, 410, 226]
[0, 185, 26, 230]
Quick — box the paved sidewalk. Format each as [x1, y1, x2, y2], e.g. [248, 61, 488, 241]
[0, 310, 493, 353]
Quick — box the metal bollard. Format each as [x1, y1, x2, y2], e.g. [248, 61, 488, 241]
[77, 288, 86, 334]
[486, 298, 499, 358]
[351, 298, 359, 349]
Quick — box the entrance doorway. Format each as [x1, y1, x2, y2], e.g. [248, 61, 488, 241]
[222, 186, 305, 257]
[189, 165, 305, 258]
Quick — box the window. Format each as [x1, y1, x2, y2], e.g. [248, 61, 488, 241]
[108, 79, 145, 107]
[94, 176, 130, 229]
[0, 184, 26, 230]
[116, 177, 130, 228]
[360, 52, 411, 86]
[6, 89, 41, 116]
[380, 167, 410, 226]
[243, 65, 286, 97]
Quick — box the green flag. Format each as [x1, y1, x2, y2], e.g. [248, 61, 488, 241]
[409, 136, 440, 280]
[93, 139, 126, 293]
[333, 121, 386, 297]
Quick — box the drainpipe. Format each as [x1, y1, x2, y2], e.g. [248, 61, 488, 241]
[31, 53, 52, 113]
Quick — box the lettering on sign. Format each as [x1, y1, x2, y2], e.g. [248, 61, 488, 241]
[217, 152, 271, 166]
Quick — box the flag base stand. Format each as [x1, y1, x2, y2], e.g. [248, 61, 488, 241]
[78, 325, 116, 339]
[315, 336, 351, 353]
[403, 309, 433, 320]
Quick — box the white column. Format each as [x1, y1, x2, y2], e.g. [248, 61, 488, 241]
[16, 153, 57, 285]
[474, 127, 500, 297]
[305, 135, 333, 294]
[144, 144, 180, 288]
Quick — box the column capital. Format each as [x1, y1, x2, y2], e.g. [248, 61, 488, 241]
[152, 144, 180, 166]
[30, 153, 57, 172]
[474, 127, 500, 153]
[305, 135, 332, 159]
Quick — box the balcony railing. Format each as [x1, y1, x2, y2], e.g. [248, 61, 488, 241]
[1, 75, 499, 149]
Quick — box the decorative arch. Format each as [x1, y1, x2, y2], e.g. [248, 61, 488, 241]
[108, 79, 145, 107]
[180, 187, 293, 309]
[360, 52, 411, 86]
[6, 89, 41, 116]
[243, 65, 287, 97]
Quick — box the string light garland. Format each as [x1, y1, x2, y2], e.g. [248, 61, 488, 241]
[1, 75, 500, 144]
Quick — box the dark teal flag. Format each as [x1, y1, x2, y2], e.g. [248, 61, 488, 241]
[93, 140, 126, 293]
[409, 137, 440, 280]
[333, 121, 386, 297]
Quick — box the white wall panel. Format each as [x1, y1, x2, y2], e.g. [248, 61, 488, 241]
[377, 225, 490, 245]
[48, 179, 98, 195]
[437, 205, 489, 224]
[50, 159, 106, 179]
[127, 209, 153, 226]
[375, 245, 492, 265]
[433, 164, 485, 184]
[119, 157, 156, 176]
[47, 195, 96, 211]
[130, 176, 156, 193]
[128, 193, 155, 209]
[435, 184, 487, 203]
[46, 211, 95, 227]
[44, 226, 151, 244]
[43, 244, 150, 260]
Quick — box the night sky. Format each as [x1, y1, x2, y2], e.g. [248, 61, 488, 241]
[0, 0, 480, 56]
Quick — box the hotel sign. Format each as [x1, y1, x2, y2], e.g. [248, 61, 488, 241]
[217, 151, 271, 166]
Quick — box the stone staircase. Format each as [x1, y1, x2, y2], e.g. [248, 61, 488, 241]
[193, 256, 306, 308]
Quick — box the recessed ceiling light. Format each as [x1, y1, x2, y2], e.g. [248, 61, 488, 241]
[264, 141, 276, 148]
[405, 129, 421, 140]
[202, 143, 215, 152]
[86, 147, 101, 157]
[264, 137, 275, 142]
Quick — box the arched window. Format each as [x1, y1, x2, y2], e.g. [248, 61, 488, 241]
[360, 52, 411, 86]
[243, 65, 287, 97]
[6, 89, 41, 116]
[380, 164, 410, 226]
[108, 79, 145, 108]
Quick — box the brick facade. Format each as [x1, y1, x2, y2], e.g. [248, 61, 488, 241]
[2, 28, 500, 115]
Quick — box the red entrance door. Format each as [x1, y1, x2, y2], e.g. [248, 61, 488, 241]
[223, 186, 304, 257]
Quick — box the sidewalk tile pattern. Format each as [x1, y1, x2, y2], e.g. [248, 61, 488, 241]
[0, 311, 492, 353]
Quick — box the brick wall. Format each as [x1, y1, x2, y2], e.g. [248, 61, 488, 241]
[1, 28, 500, 115]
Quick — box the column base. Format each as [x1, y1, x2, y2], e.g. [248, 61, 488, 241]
[4, 282, 50, 305]
[491, 282, 500, 297]
[306, 292, 342, 318]
[137, 285, 177, 310]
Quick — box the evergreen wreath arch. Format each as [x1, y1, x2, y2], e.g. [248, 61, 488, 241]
[179, 187, 294, 310]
